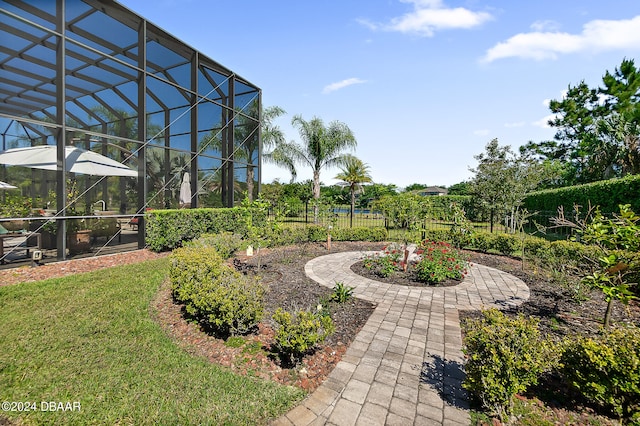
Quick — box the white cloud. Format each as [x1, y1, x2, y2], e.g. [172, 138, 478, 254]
[322, 78, 367, 94]
[532, 114, 557, 128]
[482, 15, 640, 62]
[530, 20, 560, 32]
[504, 121, 525, 128]
[473, 129, 490, 136]
[360, 0, 492, 37]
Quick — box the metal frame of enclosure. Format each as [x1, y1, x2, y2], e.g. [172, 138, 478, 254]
[0, 0, 262, 260]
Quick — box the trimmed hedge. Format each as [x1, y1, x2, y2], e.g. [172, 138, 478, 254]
[260, 224, 388, 247]
[169, 245, 265, 336]
[523, 175, 640, 218]
[184, 231, 244, 259]
[146, 207, 386, 252]
[146, 207, 267, 251]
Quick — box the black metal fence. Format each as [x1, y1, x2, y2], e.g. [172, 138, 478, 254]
[267, 203, 578, 241]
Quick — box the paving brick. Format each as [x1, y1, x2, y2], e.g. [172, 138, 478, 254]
[342, 379, 371, 405]
[374, 366, 399, 384]
[365, 381, 394, 408]
[356, 402, 388, 426]
[352, 363, 378, 383]
[415, 414, 445, 426]
[275, 251, 529, 426]
[389, 397, 416, 420]
[304, 386, 339, 414]
[417, 402, 444, 422]
[286, 405, 317, 425]
[385, 412, 414, 426]
[327, 398, 362, 426]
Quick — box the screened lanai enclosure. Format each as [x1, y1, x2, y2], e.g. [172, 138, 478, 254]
[0, 0, 262, 263]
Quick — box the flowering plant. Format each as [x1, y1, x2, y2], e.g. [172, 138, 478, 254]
[415, 240, 469, 283]
[363, 242, 405, 277]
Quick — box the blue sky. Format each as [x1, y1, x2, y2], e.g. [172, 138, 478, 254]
[120, 0, 640, 189]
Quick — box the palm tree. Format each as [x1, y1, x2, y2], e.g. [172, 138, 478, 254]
[334, 155, 372, 227]
[262, 106, 297, 182]
[275, 115, 357, 223]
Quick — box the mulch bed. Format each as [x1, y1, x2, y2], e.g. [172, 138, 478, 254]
[149, 241, 381, 391]
[350, 259, 462, 287]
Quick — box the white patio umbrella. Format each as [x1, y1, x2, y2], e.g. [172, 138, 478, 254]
[179, 172, 191, 207]
[0, 145, 137, 177]
[0, 181, 17, 190]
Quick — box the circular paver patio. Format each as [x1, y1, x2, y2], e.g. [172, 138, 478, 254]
[272, 251, 529, 426]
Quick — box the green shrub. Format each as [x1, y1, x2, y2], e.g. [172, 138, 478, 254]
[472, 232, 494, 253]
[169, 245, 265, 336]
[522, 235, 551, 261]
[523, 175, 640, 220]
[307, 225, 327, 242]
[493, 233, 519, 256]
[332, 226, 388, 242]
[272, 307, 335, 364]
[264, 225, 310, 247]
[421, 229, 451, 244]
[184, 231, 244, 259]
[561, 325, 640, 419]
[462, 309, 558, 422]
[169, 246, 226, 307]
[191, 272, 265, 336]
[146, 207, 267, 251]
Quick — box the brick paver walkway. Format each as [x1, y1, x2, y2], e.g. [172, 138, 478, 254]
[272, 251, 529, 426]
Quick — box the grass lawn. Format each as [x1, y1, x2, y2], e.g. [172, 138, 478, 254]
[0, 258, 304, 425]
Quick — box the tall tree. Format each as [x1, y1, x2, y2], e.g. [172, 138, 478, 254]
[600, 58, 640, 121]
[523, 58, 640, 185]
[447, 181, 471, 195]
[470, 139, 551, 232]
[403, 183, 428, 192]
[334, 155, 372, 227]
[276, 115, 357, 222]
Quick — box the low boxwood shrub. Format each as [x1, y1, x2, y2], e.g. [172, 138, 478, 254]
[272, 307, 335, 365]
[493, 233, 519, 256]
[169, 246, 226, 308]
[184, 231, 244, 259]
[307, 225, 327, 242]
[169, 245, 265, 336]
[421, 229, 451, 244]
[331, 226, 388, 242]
[561, 325, 640, 419]
[264, 225, 310, 247]
[471, 231, 494, 253]
[146, 207, 266, 251]
[522, 235, 551, 261]
[462, 309, 558, 422]
[191, 272, 265, 336]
